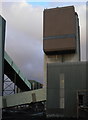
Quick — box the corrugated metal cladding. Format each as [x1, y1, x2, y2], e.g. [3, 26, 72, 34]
[47, 62, 88, 117]
[43, 6, 78, 55]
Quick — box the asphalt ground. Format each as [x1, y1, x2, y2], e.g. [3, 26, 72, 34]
[2, 113, 87, 120]
[2, 110, 88, 120]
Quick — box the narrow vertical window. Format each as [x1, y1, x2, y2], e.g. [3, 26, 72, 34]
[60, 73, 64, 108]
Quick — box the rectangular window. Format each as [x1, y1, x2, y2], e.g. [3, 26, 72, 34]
[60, 98, 64, 109]
[60, 73, 64, 109]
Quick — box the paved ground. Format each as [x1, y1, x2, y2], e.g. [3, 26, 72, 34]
[2, 114, 87, 120]
[2, 110, 87, 120]
[2, 117, 87, 120]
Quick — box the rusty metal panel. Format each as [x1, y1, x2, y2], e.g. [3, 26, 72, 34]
[43, 6, 77, 54]
[44, 38, 76, 52]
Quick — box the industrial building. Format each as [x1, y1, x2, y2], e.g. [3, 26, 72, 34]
[0, 5, 88, 120]
[43, 6, 88, 118]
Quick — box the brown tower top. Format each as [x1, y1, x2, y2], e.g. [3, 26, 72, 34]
[43, 6, 79, 55]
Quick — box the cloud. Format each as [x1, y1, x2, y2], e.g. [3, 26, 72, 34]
[2, 1, 44, 83]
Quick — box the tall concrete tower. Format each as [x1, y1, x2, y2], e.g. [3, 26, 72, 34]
[43, 6, 80, 117]
[43, 6, 80, 87]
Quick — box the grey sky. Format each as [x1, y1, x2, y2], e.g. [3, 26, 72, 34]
[0, 1, 86, 84]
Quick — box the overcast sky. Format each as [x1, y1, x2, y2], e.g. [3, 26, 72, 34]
[0, 0, 87, 84]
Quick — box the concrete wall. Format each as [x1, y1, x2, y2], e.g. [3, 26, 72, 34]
[47, 62, 87, 117]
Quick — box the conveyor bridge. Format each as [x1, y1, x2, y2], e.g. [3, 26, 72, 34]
[2, 88, 46, 108]
[4, 51, 31, 91]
